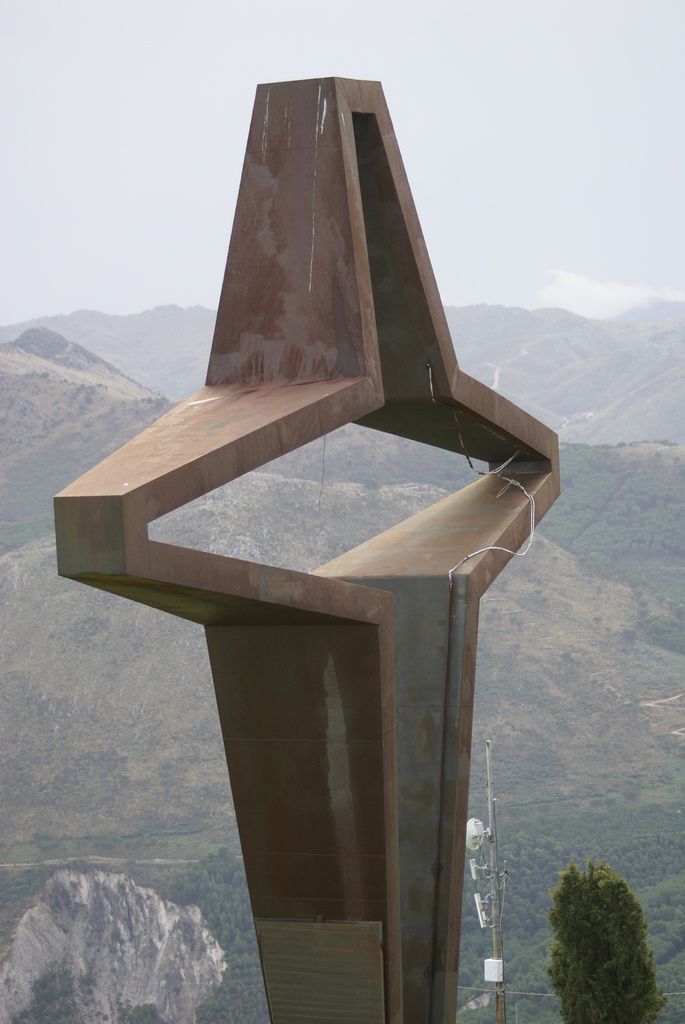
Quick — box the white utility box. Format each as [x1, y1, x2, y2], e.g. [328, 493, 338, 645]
[484, 958, 503, 983]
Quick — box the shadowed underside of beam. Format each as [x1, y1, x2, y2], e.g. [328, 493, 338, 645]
[54, 77, 560, 1024]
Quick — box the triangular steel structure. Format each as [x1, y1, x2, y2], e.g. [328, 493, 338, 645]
[55, 77, 560, 1024]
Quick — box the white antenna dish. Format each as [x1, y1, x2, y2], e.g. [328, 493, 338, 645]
[466, 817, 486, 850]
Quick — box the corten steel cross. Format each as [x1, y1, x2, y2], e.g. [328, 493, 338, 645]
[54, 78, 559, 1024]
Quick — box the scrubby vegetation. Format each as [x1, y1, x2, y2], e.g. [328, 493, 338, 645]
[163, 851, 268, 1024]
[12, 965, 75, 1024]
[540, 444, 685, 653]
[162, 808, 685, 1024]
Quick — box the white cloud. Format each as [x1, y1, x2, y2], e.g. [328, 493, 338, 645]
[538, 270, 685, 319]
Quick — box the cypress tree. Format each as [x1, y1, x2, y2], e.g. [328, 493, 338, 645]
[548, 860, 666, 1024]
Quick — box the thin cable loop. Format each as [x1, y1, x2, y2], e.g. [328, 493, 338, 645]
[425, 362, 537, 589]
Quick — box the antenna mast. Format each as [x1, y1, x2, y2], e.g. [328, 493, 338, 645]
[486, 739, 506, 1024]
[465, 740, 507, 1024]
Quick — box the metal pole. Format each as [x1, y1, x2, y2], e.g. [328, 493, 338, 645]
[486, 740, 506, 1024]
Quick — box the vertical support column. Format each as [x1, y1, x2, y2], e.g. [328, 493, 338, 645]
[429, 575, 480, 1024]
[388, 577, 451, 1024]
[349, 577, 479, 1023]
[204, 623, 401, 1024]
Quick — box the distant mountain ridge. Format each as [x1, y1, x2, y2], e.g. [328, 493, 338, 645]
[1, 314, 683, 1024]
[0, 327, 168, 551]
[1, 318, 684, 1024]
[0, 329, 682, 854]
[444, 304, 685, 444]
[1, 303, 682, 444]
[1, 327, 154, 394]
[618, 297, 685, 321]
[0, 306, 215, 399]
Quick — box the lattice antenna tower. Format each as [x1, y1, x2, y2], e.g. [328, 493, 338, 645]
[466, 740, 508, 1024]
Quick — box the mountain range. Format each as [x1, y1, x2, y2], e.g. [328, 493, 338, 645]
[443, 305, 685, 443]
[0, 316, 683, 849]
[1, 303, 683, 445]
[0, 328, 168, 551]
[0, 311, 683, 1022]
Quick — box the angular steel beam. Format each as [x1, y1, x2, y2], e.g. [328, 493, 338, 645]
[54, 77, 560, 1024]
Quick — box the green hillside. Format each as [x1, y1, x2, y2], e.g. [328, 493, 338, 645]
[0, 332, 683, 1019]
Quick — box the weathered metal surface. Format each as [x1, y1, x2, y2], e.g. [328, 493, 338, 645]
[206, 625, 397, 933]
[54, 76, 561, 1024]
[256, 920, 386, 1023]
[316, 476, 523, 1019]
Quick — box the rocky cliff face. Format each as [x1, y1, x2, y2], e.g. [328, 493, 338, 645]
[0, 869, 225, 1024]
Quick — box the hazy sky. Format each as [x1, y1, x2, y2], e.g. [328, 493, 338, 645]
[2, 0, 683, 323]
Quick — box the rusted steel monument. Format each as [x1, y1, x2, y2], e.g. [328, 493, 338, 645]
[54, 78, 559, 1023]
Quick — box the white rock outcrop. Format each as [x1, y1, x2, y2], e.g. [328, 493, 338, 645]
[0, 868, 225, 1024]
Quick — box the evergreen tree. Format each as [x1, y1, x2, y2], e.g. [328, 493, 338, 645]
[548, 860, 666, 1024]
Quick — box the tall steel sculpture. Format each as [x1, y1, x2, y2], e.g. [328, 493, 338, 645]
[54, 78, 559, 1023]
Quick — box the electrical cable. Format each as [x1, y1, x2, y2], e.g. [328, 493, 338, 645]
[459, 986, 556, 999]
[425, 361, 536, 588]
[447, 475, 536, 586]
[459, 986, 685, 999]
